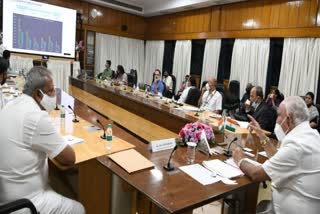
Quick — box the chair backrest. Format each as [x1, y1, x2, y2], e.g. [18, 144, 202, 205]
[185, 88, 201, 107]
[130, 69, 138, 86]
[127, 72, 134, 87]
[171, 74, 176, 94]
[229, 80, 240, 99]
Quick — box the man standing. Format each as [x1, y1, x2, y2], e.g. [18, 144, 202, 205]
[233, 96, 320, 214]
[98, 60, 113, 80]
[162, 70, 173, 96]
[0, 66, 85, 213]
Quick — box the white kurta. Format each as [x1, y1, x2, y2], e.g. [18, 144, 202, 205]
[263, 121, 320, 214]
[200, 90, 222, 112]
[0, 94, 84, 214]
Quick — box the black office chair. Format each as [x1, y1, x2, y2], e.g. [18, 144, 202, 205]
[171, 74, 176, 96]
[130, 69, 138, 86]
[223, 80, 240, 115]
[315, 104, 320, 133]
[185, 88, 201, 107]
[0, 199, 38, 214]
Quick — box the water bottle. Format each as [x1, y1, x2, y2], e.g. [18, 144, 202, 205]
[106, 124, 113, 150]
[60, 105, 65, 118]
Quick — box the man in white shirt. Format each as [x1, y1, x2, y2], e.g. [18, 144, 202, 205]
[162, 70, 173, 95]
[199, 78, 222, 113]
[0, 57, 9, 109]
[233, 96, 320, 214]
[0, 66, 85, 214]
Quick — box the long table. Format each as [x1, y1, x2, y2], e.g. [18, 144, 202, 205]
[67, 78, 260, 214]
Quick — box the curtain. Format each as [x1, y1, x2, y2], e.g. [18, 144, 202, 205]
[144, 40, 164, 84]
[162, 40, 176, 75]
[172, 40, 192, 94]
[279, 38, 320, 99]
[47, 60, 71, 93]
[217, 39, 235, 83]
[201, 39, 221, 86]
[229, 39, 270, 95]
[10, 56, 33, 74]
[190, 39, 206, 76]
[95, 33, 120, 76]
[119, 37, 145, 84]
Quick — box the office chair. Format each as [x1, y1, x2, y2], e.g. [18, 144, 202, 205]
[0, 199, 38, 214]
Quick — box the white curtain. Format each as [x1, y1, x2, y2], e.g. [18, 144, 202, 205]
[144, 40, 164, 84]
[279, 38, 320, 98]
[172, 40, 192, 94]
[95, 33, 120, 76]
[119, 37, 145, 84]
[10, 56, 33, 74]
[47, 60, 71, 93]
[72, 61, 81, 78]
[201, 39, 221, 86]
[229, 39, 270, 95]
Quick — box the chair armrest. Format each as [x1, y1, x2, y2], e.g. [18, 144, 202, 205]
[0, 199, 38, 214]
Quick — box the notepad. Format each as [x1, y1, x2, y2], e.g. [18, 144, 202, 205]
[202, 159, 244, 179]
[108, 149, 154, 174]
[63, 135, 84, 145]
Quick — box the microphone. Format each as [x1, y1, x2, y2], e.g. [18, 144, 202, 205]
[96, 119, 106, 139]
[163, 145, 178, 171]
[68, 105, 79, 123]
[223, 137, 238, 157]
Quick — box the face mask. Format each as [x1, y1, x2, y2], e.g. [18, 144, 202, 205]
[274, 117, 288, 141]
[205, 84, 210, 91]
[252, 101, 258, 109]
[39, 90, 56, 112]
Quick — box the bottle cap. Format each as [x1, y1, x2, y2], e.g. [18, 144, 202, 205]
[108, 124, 112, 128]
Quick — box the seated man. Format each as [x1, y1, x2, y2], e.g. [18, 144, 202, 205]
[98, 60, 113, 80]
[245, 86, 274, 132]
[0, 66, 85, 214]
[175, 75, 190, 100]
[199, 78, 222, 113]
[305, 91, 319, 129]
[0, 57, 9, 109]
[233, 96, 320, 213]
[162, 70, 173, 97]
[150, 69, 164, 95]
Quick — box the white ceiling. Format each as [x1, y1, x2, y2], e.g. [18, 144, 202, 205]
[84, 0, 246, 17]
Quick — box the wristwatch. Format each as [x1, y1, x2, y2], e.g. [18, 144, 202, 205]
[260, 137, 270, 146]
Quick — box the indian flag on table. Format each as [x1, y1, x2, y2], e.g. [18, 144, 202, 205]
[218, 117, 237, 133]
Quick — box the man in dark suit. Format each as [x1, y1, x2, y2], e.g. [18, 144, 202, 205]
[245, 86, 275, 132]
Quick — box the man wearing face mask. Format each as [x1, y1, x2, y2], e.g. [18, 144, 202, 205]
[245, 86, 274, 132]
[199, 78, 222, 114]
[150, 69, 165, 95]
[0, 57, 9, 109]
[233, 96, 320, 214]
[0, 66, 85, 213]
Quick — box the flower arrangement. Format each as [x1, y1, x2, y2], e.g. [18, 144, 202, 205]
[178, 121, 214, 146]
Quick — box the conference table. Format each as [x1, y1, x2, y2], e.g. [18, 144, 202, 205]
[61, 77, 262, 214]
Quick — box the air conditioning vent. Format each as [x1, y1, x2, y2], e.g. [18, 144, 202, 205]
[98, 0, 143, 12]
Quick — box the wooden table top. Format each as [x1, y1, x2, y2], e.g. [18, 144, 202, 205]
[97, 141, 256, 213]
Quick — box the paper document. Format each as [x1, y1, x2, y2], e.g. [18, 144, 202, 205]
[63, 135, 84, 145]
[203, 159, 244, 179]
[83, 125, 101, 132]
[259, 151, 267, 158]
[179, 164, 220, 185]
[236, 121, 249, 129]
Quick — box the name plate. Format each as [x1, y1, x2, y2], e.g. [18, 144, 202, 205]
[151, 138, 176, 152]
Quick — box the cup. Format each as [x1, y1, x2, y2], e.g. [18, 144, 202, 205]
[187, 142, 197, 164]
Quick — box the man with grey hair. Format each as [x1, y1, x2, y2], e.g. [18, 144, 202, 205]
[0, 66, 85, 213]
[233, 96, 320, 214]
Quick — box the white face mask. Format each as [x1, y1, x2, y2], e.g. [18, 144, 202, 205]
[205, 83, 210, 91]
[274, 117, 288, 141]
[39, 90, 56, 112]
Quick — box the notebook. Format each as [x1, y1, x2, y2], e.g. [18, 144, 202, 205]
[108, 149, 154, 174]
[202, 159, 244, 179]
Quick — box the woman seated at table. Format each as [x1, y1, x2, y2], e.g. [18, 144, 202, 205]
[304, 91, 319, 129]
[265, 89, 283, 109]
[114, 65, 128, 85]
[178, 76, 196, 103]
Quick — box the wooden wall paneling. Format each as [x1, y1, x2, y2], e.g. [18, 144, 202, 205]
[269, 0, 281, 28]
[210, 7, 221, 32]
[278, 1, 291, 28]
[238, 3, 249, 30]
[317, 0, 320, 26]
[260, 1, 272, 29]
[288, 1, 301, 27]
[297, 0, 313, 27]
[253, 1, 264, 29]
[309, 0, 319, 26]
